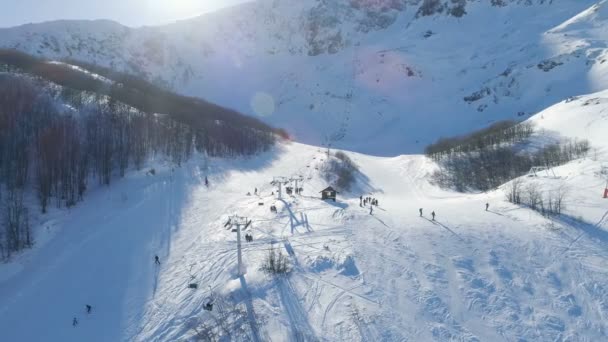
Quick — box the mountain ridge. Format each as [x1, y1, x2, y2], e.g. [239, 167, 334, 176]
[0, 0, 605, 155]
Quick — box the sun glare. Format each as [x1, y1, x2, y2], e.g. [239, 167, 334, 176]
[149, 0, 212, 19]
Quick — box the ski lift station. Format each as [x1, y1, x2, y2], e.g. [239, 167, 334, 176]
[320, 186, 337, 201]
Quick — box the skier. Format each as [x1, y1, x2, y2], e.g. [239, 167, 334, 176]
[359, 195, 363, 207]
[72, 317, 78, 327]
[431, 211, 436, 221]
[205, 176, 209, 187]
[370, 206, 373, 215]
[419, 208, 423, 217]
[486, 203, 489, 211]
[254, 188, 258, 195]
[154, 255, 161, 265]
[86, 305, 92, 314]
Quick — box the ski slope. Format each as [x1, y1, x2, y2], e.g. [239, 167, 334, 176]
[1, 90, 608, 341]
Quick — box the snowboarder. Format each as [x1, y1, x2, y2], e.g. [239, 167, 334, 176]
[431, 211, 436, 221]
[72, 317, 78, 327]
[419, 208, 423, 217]
[486, 203, 489, 211]
[154, 255, 161, 265]
[86, 305, 92, 314]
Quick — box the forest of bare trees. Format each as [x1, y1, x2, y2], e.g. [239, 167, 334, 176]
[0, 65, 279, 259]
[427, 120, 590, 191]
[425, 120, 535, 159]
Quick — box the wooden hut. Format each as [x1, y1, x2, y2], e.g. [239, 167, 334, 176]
[320, 186, 337, 201]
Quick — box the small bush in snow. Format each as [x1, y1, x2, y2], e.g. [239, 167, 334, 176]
[262, 245, 291, 275]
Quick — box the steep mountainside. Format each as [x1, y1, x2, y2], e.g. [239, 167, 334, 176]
[1, 0, 606, 154]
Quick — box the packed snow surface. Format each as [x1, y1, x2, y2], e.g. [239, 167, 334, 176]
[1, 90, 608, 341]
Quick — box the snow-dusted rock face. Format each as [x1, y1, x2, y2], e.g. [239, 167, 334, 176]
[0, 0, 606, 155]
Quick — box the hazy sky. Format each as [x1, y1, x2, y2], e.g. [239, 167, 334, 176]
[0, 0, 252, 28]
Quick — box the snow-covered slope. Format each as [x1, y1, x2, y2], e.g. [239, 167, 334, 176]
[1, 89, 608, 341]
[1, 0, 607, 155]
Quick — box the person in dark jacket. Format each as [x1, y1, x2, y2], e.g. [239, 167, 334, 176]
[86, 305, 92, 314]
[431, 211, 436, 221]
[154, 255, 161, 265]
[73, 317, 78, 327]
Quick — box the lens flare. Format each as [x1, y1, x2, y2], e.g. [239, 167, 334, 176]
[250, 92, 276, 117]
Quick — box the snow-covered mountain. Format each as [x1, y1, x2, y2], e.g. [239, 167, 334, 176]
[0, 0, 608, 155]
[3, 2, 608, 341]
[1, 0, 606, 155]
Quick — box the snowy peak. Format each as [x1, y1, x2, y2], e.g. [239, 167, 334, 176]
[0, 0, 605, 155]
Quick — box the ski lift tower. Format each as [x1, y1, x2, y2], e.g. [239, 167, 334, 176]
[226, 215, 251, 276]
[271, 176, 289, 199]
[290, 175, 304, 195]
[529, 166, 556, 178]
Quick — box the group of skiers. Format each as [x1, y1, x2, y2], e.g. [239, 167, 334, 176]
[72, 305, 93, 327]
[359, 195, 380, 215]
[418, 203, 489, 221]
[419, 208, 436, 220]
[360, 196, 379, 207]
[73, 254, 165, 327]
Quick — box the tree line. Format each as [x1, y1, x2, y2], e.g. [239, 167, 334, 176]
[0, 69, 279, 259]
[428, 121, 590, 191]
[425, 120, 534, 160]
[506, 179, 568, 217]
